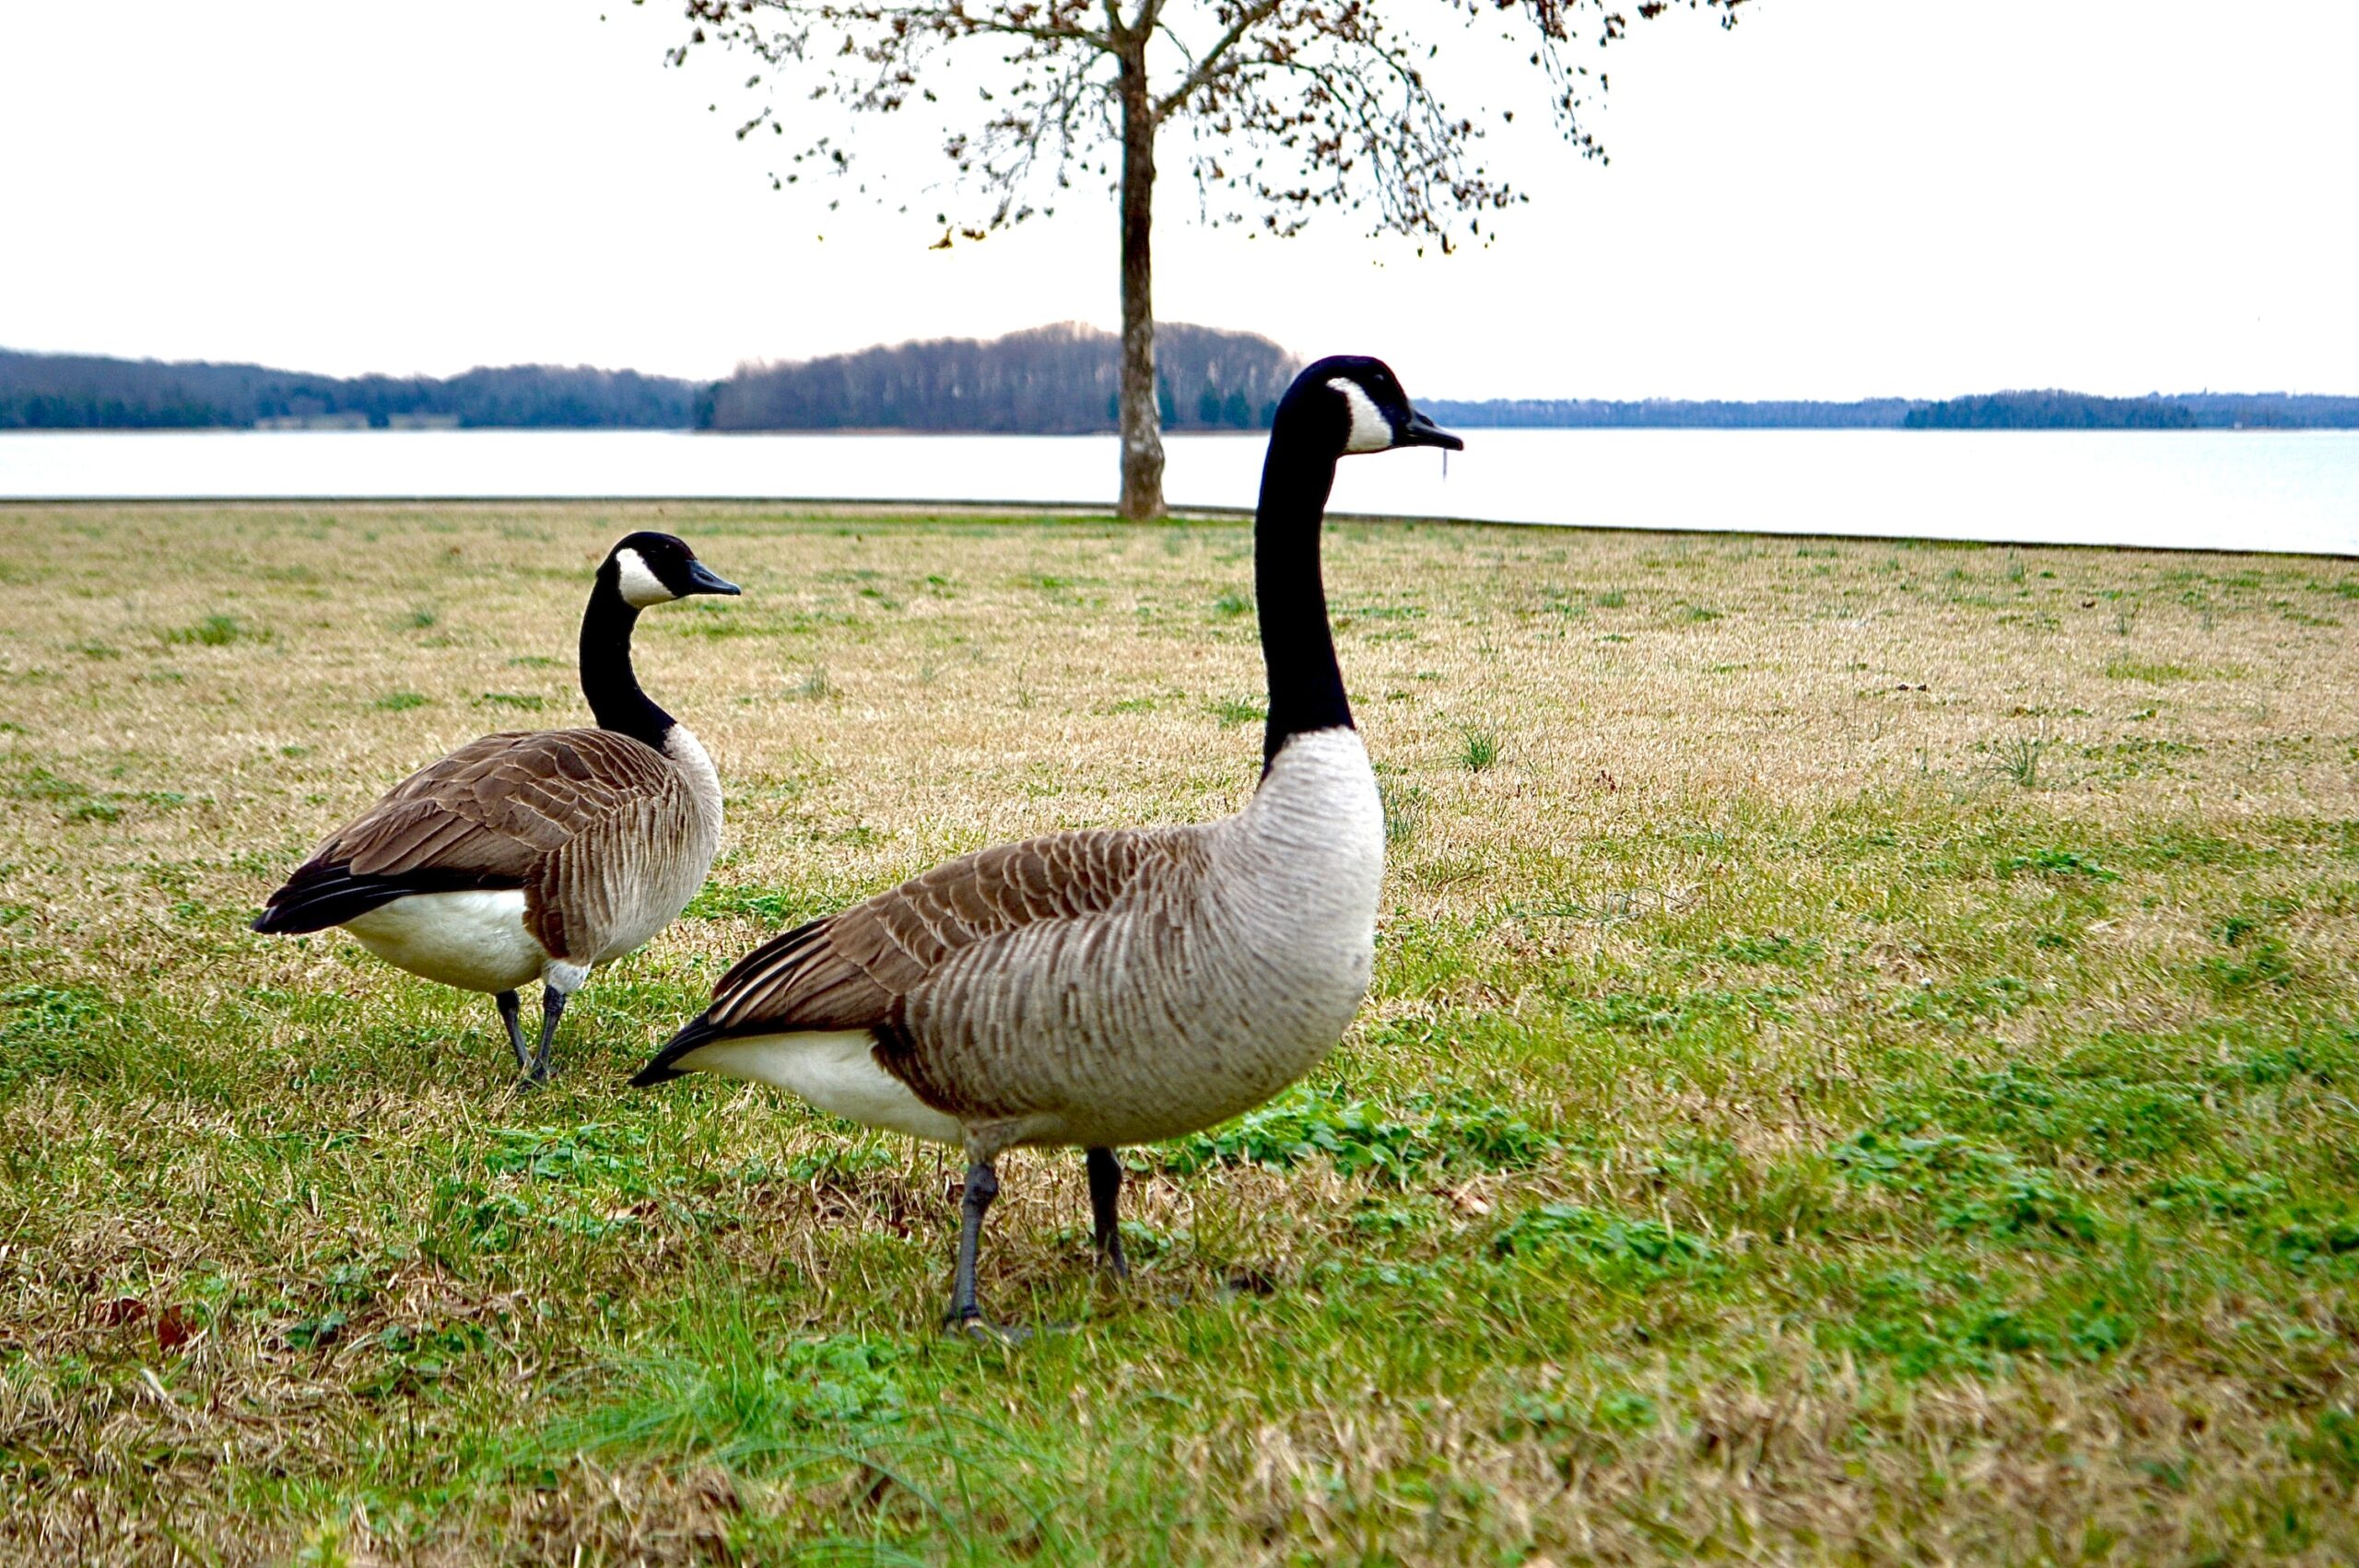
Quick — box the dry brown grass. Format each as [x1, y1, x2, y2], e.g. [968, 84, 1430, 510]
[2, 502, 2356, 1564]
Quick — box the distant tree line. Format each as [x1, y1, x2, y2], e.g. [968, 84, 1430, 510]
[1903, 392, 2194, 430]
[1896, 389, 2359, 429]
[8, 344, 2359, 432]
[1426, 397, 1919, 429]
[704, 323, 1296, 434]
[0, 350, 698, 430]
[1437, 391, 2359, 430]
[1909, 391, 2359, 429]
[2135, 392, 2359, 430]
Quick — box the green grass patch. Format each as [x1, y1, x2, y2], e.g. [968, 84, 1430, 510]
[1203, 696, 1263, 728]
[160, 613, 266, 647]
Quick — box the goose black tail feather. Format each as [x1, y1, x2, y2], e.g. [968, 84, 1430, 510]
[630, 1012, 725, 1089]
[252, 863, 523, 935]
[711, 914, 830, 998]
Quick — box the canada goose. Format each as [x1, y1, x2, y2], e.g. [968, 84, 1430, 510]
[254, 532, 739, 1083]
[632, 359, 1459, 1328]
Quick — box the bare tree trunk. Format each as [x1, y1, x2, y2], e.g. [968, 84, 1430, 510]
[1114, 33, 1164, 521]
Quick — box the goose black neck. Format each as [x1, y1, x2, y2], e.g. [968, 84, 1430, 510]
[580, 576, 674, 750]
[1254, 432, 1351, 775]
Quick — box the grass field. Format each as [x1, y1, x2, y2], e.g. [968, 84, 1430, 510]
[3, 501, 2357, 1564]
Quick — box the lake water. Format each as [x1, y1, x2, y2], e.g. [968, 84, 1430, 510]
[3, 427, 2353, 556]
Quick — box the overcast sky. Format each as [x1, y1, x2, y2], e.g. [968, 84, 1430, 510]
[3, 1, 2353, 401]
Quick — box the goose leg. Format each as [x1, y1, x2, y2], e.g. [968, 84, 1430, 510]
[495, 990, 529, 1077]
[946, 1159, 999, 1328]
[1086, 1146, 1129, 1280]
[529, 983, 569, 1085]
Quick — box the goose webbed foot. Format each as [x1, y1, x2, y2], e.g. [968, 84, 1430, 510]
[1086, 1145, 1130, 1281]
[945, 1314, 1034, 1344]
[526, 983, 568, 1085]
[495, 990, 530, 1078]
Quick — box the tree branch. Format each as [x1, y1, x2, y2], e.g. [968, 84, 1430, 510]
[862, 3, 1111, 50]
[1152, 0, 1284, 125]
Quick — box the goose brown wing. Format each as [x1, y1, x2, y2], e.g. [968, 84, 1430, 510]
[632, 828, 1182, 1086]
[713, 829, 1164, 1027]
[255, 729, 678, 937]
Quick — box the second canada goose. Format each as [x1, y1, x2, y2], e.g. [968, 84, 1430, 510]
[632, 359, 1461, 1328]
[254, 532, 739, 1083]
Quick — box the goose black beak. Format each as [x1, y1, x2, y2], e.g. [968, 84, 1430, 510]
[1397, 407, 1463, 451]
[684, 561, 742, 597]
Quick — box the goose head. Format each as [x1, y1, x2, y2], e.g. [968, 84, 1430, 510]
[1276, 356, 1464, 460]
[604, 532, 742, 608]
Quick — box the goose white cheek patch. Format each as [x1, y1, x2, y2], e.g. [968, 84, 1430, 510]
[1332, 379, 1393, 453]
[614, 548, 671, 607]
